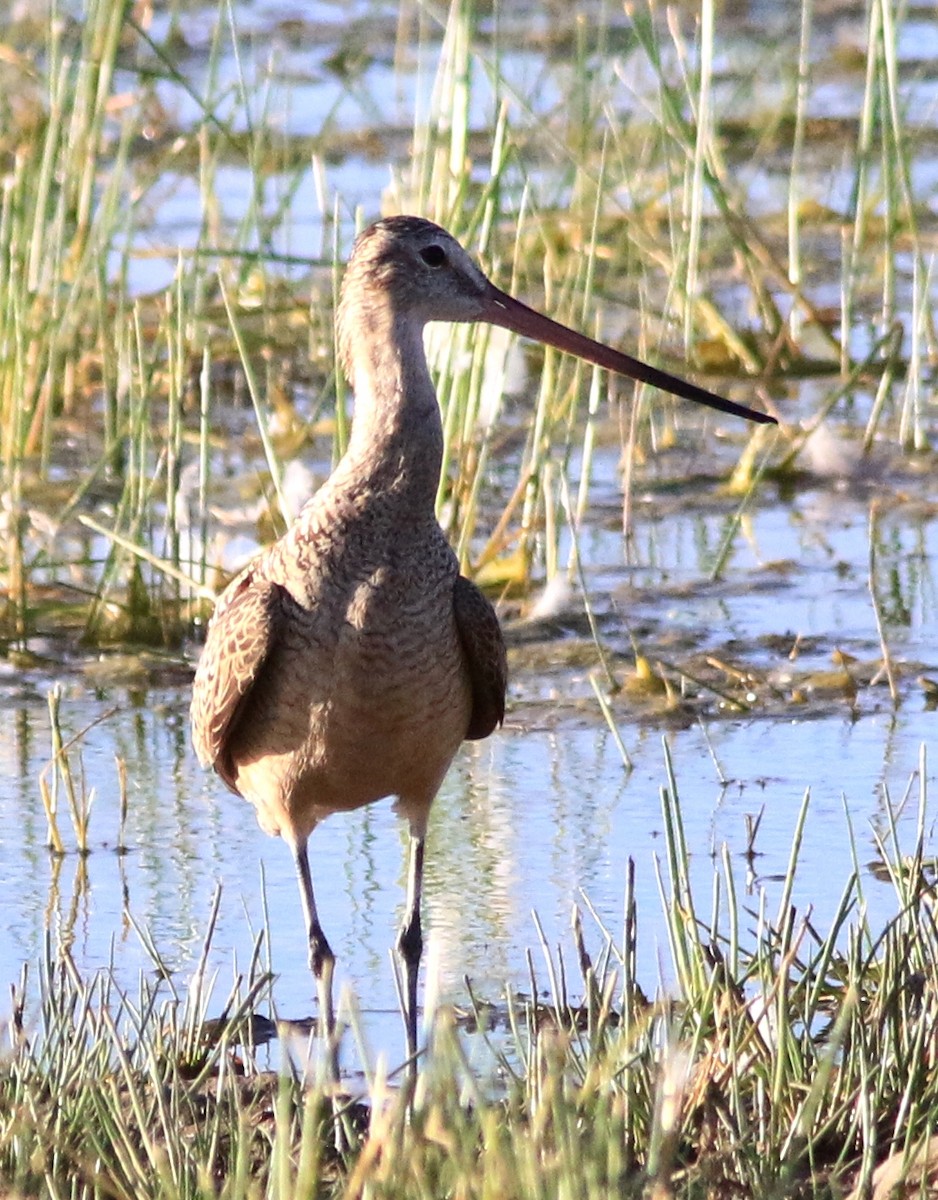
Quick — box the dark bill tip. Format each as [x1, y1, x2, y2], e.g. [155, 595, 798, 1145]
[481, 288, 777, 427]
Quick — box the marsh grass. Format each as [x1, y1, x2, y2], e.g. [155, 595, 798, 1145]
[1, 4, 936, 1188]
[0, 0, 931, 650]
[4, 746, 938, 1198]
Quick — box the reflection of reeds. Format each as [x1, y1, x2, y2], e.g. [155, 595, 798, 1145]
[44, 853, 90, 960]
[5, 748, 938, 1195]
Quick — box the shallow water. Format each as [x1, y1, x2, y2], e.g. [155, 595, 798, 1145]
[2, 466, 936, 1068]
[2, 0, 938, 1074]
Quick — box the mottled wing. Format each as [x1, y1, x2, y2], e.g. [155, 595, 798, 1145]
[453, 574, 507, 740]
[190, 569, 289, 791]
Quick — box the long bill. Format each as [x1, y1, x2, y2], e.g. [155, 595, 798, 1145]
[481, 286, 776, 426]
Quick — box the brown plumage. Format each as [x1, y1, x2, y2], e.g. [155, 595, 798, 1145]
[191, 215, 773, 1077]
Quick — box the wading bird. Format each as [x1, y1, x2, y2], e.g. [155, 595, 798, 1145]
[190, 215, 774, 1077]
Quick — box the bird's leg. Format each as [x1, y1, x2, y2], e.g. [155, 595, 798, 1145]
[395, 831, 425, 1078]
[294, 839, 340, 1084]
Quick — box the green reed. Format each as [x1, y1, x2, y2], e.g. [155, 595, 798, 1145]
[0, 0, 932, 650]
[5, 743, 938, 1197]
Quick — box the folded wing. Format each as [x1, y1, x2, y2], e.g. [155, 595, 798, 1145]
[452, 574, 507, 740]
[190, 570, 291, 791]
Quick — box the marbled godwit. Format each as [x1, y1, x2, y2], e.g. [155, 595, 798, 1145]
[190, 215, 774, 1075]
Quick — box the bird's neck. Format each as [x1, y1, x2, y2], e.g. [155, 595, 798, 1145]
[338, 310, 444, 515]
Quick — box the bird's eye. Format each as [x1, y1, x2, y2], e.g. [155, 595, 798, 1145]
[419, 244, 447, 268]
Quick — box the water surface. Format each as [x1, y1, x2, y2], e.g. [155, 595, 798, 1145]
[2, 0, 937, 1072]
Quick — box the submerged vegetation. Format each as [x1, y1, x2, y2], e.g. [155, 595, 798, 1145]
[1, 0, 938, 1195]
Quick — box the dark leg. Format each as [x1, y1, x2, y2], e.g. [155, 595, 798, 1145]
[294, 839, 340, 1084]
[395, 832, 425, 1076]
